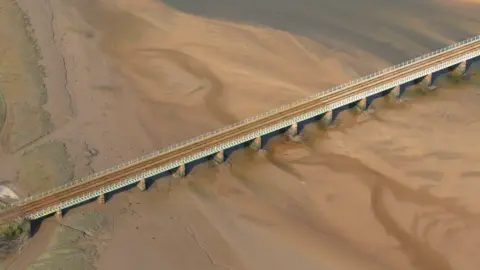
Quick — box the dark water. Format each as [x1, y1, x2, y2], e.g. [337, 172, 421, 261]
[161, 0, 480, 64]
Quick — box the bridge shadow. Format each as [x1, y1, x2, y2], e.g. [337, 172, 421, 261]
[103, 171, 173, 198]
[29, 218, 42, 237]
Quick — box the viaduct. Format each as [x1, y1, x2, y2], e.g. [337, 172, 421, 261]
[0, 35, 479, 223]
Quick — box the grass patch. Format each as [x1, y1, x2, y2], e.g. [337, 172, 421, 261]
[0, 222, 24, 239]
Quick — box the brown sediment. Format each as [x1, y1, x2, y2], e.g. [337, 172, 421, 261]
[370, 184, 453, 270]
[2, 0, 480, 269]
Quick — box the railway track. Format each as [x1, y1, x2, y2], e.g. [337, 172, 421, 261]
[1, 39, 479, 223]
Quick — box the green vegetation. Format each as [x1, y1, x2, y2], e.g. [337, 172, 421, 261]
[0, 218, 30, 262]
[0, 203, 29, 239]
[0, 221, 27, 239]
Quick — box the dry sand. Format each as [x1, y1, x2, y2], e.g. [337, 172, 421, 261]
[0, 0, 480, 269]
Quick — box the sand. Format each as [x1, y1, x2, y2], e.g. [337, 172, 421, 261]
[0, 0, 480, 269]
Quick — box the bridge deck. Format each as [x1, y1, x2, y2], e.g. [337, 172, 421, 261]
[1, 37, 479, 222]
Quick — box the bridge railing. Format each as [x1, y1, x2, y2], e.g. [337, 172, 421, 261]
[7, 35, 480, 208]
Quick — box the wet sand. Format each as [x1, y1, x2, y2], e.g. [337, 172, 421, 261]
[162, 0, 480, 66]
[86, 74, 480, 270]
[1, 0, 480, 269]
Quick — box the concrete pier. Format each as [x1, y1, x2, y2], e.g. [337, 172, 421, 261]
[286, 123, 298, 137]
[137, 179, 146, 191]
[387, 85, 401, 100]
[173, 164, 186, 178]
[450, 60, 467, 76]
[214, 149, 225, 163]
[422, 73, 432, 85]
[420, 73, 436, 90]
[354, 98, 367, 112]
[98, 194, 106, 204]
[250, 137, 262, 151]
[55, 210, 62, 219]
[320, 110, 333, 128]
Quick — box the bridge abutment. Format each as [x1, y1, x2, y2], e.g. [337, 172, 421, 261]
[173, 164, 186, 178]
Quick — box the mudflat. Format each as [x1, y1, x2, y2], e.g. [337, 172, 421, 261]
[0, 0, 479, 269]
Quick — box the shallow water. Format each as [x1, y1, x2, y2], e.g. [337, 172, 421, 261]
[162, 0, 480, 65]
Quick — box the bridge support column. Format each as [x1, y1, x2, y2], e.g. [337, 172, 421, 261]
[250, 137, 262, 151]
[387, 85, 401, 101]
[98, 194, 106, 204]
[449, 60, 467, 77]
[320, 110, 333, 128]
[354, 98, 367, 112]
[286, 123, 298, 137]
[137, 179, 146, 191]
[214, 150, 224, 163]
[173, 164, 186, 178]
[55, 209, 62, 219]
[420, 74, 436, 90]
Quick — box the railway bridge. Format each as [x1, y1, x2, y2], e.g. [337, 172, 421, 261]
[1, 35, 479, 223]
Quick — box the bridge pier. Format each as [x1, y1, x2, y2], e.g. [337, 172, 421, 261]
[286, 123, 298, 138]
[55, 210, 62, 219]
[389, 85, 400, 99]
[213, 150, 225, 164]
[463, 57, 479, 78]
[250, 137, 262, 151]
[173, 164, 186, 178]
[449, 60, 476, 80]
[419, 73, 436, 90]
[137, 179, 146, 191]
[449, 60, 467, 77]
[98, 194, 106, 204]
[386, 85, 406, 101]
[320, 110, 333, 128]
[354, 98, 367, 112]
